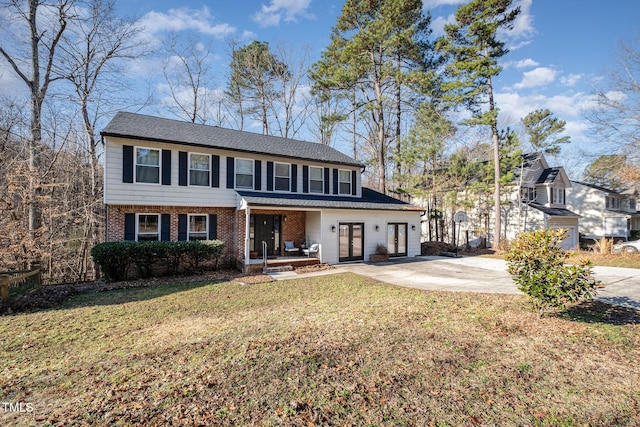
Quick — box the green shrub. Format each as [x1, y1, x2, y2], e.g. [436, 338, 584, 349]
[91, 240, 226, 282]
[90, 241, 136, 282]
[505, 229, 601, 318]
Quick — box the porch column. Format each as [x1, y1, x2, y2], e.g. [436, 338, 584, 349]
[245, 207, 251, 265]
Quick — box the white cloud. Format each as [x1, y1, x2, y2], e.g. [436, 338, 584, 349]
[422, 0, 467, 7]
[138, 7, 236, 38]
[241, 30, 257, 40]
[431, 13, 456, 37]
[513, 67, 557, 89]
[252, 0, 314, 28]
[560, 73, 584, 87]
[509, 0, 535, 39]
[503, 58, 539, 69]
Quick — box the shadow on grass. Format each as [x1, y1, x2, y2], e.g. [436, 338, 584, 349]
[558, 299, 640, 325]
[1, 279, 225, 315]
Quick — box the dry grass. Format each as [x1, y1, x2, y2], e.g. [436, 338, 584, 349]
[1, 273, 640, 426]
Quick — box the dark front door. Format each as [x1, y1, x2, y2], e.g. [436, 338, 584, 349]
[387, 223, 407, 257]
[339, 223, 364, 262]
[252, 214, 281, 257]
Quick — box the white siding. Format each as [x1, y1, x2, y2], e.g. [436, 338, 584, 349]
[320, 209, 421, 264]
[547, 217, 579, 250]
[104, 136, 362, 206]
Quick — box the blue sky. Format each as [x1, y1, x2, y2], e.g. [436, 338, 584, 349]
[2, 0, 639, 174]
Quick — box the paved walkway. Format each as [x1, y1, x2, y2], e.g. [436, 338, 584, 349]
[271, 256, 640, 310]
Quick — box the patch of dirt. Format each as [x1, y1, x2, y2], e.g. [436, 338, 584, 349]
[231, 275, 275, 285]
[295, 263, 335, 274]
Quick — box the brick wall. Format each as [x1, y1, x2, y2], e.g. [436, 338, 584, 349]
[250, 209, 306, 254]
[106, 205, 237, 265]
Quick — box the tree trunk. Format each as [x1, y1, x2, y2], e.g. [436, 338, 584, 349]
[488, 75, 501, 248]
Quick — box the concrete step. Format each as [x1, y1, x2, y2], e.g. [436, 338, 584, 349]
[264, 265, 294, 274]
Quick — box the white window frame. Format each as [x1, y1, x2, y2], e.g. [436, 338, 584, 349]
[552, 188, 565, 205]
[135, 147, 160, 184]
[235, 158, 254, 189]
[520, 186, 536, 202]
[274, 162, 291, 192]
[188, 214, 208, 241]
[189, 153, 210, 187]
[338, 169, 352, 195]
[136, 213, 160, 241]
[309, 166, 324, 194]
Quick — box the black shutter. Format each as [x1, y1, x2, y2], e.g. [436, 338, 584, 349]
[179, 151, 188, 186]
[226, 156, 235, 188]
[178, 214, 187, 241]
[123, 145, 134, 183]
[124, 213, 135, 240]
[162, 150, 171, 185]
[161, 214, 171, 241]
[254, 160, 262, 191]
[291, 164, 298, 193]
[333, 169, 339, 195]
[302, 165, 309, 193]
[208, 214, 217, 240]
[212, 155, 220, 188]
[266, 161, 274, 191]
[324, 167, 330, 194]
[351, 170, 357, 196]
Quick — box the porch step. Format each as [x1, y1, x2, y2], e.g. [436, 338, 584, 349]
[264, 265, 294, 274]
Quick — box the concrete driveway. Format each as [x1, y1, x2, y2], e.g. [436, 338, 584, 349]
[330, 256, 640, 310]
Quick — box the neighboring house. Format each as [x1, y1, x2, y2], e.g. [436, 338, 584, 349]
[463, 152, 579, 250]
[566, 181, 640, 240]
[101, 112, 423, 271]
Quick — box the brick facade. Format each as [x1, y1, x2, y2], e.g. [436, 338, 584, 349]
[106, 205, 237, 265]
[106, 205, 307, 269]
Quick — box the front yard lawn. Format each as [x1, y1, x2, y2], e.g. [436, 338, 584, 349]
[2, 273, 639, 425]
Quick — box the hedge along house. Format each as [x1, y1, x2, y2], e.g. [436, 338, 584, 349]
[101, 112, 423, 272]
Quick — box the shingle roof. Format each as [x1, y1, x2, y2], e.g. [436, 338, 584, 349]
[101, 111, 364, 167]
[536, 167, 562, 184]
[571, 180, 622, 195]
[236, 188, 423, 211]
[528, 202, 579, 217]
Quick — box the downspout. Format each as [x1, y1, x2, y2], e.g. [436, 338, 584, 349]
[245, 207, 251, 266]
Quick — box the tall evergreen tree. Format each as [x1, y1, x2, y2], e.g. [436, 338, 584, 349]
[522, 108, 570, 155]
[310, 0, 436, 193]
[436, 0, 520, 248]
[227, 41, 288, 135]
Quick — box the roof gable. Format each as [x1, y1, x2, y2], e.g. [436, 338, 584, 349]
[101, 112, 364, 168]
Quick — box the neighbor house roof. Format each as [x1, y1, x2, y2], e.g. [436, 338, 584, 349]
[571, 180, 624, 196]
[237, 188, 423, 211]
[528, 202, 579, 217]
[101, 111, 364, 168]
[536, 167, 562, 184]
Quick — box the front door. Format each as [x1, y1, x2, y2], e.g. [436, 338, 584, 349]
[339, 223, 364, 262]
[252, 214, 281, 257]
[387, 223, 407, 257]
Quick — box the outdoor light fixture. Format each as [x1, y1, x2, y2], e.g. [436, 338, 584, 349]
[375, 225, 380, 231]
[411, 225, 416, 231]
[284, 215, 288, 222]
[331, 225, 336, 232]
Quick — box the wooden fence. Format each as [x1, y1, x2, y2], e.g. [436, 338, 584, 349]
[0, 264, 42, 303]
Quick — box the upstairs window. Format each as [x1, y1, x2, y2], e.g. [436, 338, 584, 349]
[236, 158, 254, 189]
[552, 188, 565, 205]
[188, 215, 208, 240]
[135, 147, 160, 183]
[630, 199, 637, 212]
[309, 166, 324, 193]
[189, 153, 210, 186]
[275, 162, 290, 191]
[520, 187, 536, 202]
[137, 214, 159, 241]
[606, 196, 621, 210]
[339, 169, 352, 195]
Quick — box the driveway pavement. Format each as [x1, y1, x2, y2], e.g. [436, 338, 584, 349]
[282, 256, 640, 310]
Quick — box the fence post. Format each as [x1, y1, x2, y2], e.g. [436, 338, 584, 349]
[0, 275, 8, 302]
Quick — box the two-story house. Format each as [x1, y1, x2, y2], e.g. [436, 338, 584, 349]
[101, 112, 423, 271]
[566, 181, 639, 240]
[463, 152, 579, 249]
